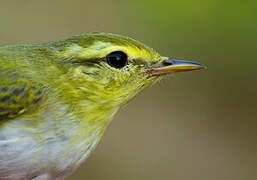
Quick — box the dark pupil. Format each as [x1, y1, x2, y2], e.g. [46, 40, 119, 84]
[106, 51, 128, 69]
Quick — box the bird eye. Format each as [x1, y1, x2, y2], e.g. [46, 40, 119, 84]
[106, 51, 128, 69]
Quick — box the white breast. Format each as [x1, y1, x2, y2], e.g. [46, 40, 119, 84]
[0, 102, 102, 180]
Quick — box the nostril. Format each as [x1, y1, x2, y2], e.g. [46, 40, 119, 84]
[162, 60, 173, 66]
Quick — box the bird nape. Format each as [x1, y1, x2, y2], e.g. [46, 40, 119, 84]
[0, 32, 206, 180]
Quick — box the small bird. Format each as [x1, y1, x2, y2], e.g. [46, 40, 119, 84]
[0, 33, 205, 180]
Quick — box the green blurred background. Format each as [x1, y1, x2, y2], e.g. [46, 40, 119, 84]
[0, 0, 256, 179]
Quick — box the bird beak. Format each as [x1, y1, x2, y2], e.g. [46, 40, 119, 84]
[148, 59, 207, 76]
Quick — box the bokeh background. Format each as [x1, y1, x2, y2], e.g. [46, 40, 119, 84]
[0, 0, 256, 180]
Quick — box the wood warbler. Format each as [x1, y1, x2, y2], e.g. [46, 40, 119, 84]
[0, 33, 206, 180]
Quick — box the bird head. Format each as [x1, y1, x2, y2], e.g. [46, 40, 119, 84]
[53, 33, 206, 107]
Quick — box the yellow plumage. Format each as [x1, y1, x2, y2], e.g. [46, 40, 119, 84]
[0, 32, 205, 180]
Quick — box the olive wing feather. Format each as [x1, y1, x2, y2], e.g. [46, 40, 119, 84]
[0, 70, 44, 119]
